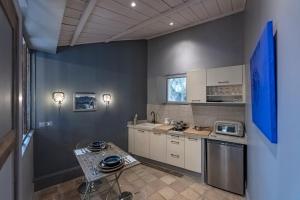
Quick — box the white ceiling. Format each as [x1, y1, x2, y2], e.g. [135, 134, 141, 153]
[58, 0, 246, 47]
[20, 0, 67, 53]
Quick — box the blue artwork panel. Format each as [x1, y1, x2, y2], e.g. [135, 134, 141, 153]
[167, 77, 187, 103]
[250, 21, 277, 143]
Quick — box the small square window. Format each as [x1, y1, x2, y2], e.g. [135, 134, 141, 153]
[167, 76, 187, 103]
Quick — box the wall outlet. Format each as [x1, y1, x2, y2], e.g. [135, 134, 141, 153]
[39, 121, 53, 128]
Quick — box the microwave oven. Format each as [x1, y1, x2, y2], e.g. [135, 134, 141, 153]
[214, 121, 244, 137]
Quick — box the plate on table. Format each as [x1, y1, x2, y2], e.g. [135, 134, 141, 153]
[87, 141, 107, 152]
[98, 159, 125, 173]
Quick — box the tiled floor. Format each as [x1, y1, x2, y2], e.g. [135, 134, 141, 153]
[35, 164, 245, 200]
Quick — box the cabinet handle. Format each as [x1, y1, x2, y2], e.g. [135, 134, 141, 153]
[171, 141, 179, 144]
[218, 81, 230, 84]
[188, 137, 198, 141]
[191, 100, 201, 102]
[170, 154, 179, 158]
[171, 135, 180, 138]
[137, 130, 144, 132]
[153, 132, 161, 135]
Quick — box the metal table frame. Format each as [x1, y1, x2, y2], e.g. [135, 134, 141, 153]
[74, 143, 140, 200]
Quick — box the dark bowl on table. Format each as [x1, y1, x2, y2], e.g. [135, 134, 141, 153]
[102, 155, 122, 167]
[90, 141, 105, 147]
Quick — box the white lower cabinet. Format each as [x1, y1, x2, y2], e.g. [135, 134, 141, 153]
[134, 129, 150, 158]
[128, 127, 203, 173]
[150, 132, 167, 163]
[128, 128, 135, 153]
[185, 136, 202, 173]
[166, 135, 185, 168]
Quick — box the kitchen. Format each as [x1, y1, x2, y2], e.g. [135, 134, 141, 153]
[0, 0, 299, 200]
[128, 64, 247, 195]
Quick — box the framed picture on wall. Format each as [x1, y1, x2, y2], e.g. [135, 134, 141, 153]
[73, 92, 97, 112]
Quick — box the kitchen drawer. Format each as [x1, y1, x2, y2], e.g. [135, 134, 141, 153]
[167, 151, 185, 168]
[167, 138, 184, 153]
[167, 134, 185, 168]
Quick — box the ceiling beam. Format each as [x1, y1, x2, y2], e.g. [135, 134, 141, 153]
[147, 8, 245, 39]
[70, 0, 98, 46]
[105, 0, 203, 43]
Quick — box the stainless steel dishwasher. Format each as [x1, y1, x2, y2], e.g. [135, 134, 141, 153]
[206, 139, 245, 195]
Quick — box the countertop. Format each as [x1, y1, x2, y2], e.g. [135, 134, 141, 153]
[183, 127, 211, 137]
[128, 121, 247, 145]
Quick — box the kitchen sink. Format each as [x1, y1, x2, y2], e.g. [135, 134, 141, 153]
[135, 122, 162, 130]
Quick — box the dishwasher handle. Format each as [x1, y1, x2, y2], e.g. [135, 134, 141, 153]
[207, 139, 243, 148]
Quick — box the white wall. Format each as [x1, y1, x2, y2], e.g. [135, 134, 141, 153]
[244, 0, 300, 200]
[148, 13, 244, 104]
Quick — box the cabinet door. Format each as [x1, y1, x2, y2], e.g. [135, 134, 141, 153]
[134, 129, 150, 158]
[185, 137, 202, 173]
[150, 132, 167, 163]
[207, 65, 244, 86]
[128, 128, 135, 153]
[187, 69, 206, 103]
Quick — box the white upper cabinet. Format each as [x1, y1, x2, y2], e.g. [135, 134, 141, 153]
[206, 65, 244, 86]
[187, 69, 206, 103]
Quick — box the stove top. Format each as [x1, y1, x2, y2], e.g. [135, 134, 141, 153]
[171, 126, 188, 132]
[171, 121, 189, 132]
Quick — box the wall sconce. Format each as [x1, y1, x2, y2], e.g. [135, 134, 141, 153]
[103, 93, 112, 106]
[52, 92, 65, 111]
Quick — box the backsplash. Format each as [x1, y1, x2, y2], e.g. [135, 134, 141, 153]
[147, 104, 245, 127]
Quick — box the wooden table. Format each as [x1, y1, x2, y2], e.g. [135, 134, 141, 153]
[74, 142, 140, 200]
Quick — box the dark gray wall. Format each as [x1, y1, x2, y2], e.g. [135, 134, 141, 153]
[34, 41, 147, 189]
[148, 13, 244, 104]
[0, 5, 14, 200]
[244, 0, 300, 200]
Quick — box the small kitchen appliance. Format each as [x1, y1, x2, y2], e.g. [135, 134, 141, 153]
[172, 121, 188, 131]
[214, 121, 244, 137]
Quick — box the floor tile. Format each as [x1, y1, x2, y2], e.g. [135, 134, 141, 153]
[124, 172, 139, 183]
[160, 175, 177, 185]
[148, 179, 168, 191]
[169, 180, 188, 193]
[180, 188, 201, 200]
[140, 173, 158, 183]
[148, 192, 165, 200]
[190, 182, 208, 196]
[131, 178, 147, 188]
[158, 186, 178, 200]
[171, 194, 190, 200]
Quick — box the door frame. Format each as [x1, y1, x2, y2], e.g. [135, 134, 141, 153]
[0, 0, 19, 199]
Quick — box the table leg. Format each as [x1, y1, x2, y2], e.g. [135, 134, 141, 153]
[106, 172, 123, 200]
[82, 182, 91, 200]
[115, 174, 122, 194]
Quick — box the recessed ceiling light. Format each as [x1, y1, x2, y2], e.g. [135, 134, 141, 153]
[131, 2, 136, 7]
[169, 22, 174, 26]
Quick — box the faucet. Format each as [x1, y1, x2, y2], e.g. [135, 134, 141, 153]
[150, 111, 156, 124]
